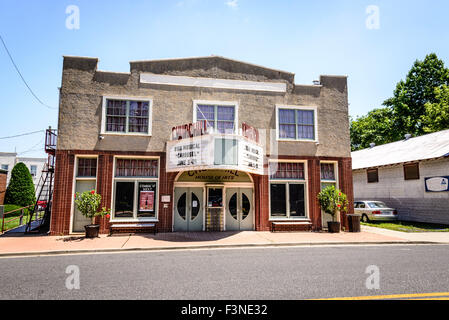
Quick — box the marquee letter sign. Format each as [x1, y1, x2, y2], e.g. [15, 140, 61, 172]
[166, 134, 263, 175]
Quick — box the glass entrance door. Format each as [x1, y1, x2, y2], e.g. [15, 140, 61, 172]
[174, 187, 203, 232]
[72, 180, 96, 232]
[206, 187, 223, 231]
[225, 188, 254, 231]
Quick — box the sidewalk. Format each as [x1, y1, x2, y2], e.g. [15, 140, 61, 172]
[1, 227, 448, 257]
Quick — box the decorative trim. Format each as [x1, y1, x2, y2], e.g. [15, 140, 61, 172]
[140, 73, 287, 92]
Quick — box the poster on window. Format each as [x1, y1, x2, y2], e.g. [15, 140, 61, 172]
[138, 182, 157, 217]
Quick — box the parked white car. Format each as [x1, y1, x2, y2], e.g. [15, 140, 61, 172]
[354, 201, 398, 222]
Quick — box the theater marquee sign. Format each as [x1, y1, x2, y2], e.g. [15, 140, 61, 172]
[167, 134, 263, 175]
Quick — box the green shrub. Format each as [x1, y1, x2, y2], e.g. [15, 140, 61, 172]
[4, 163, 36, 210]
[74, 190, 110, 220]
[317, 186, 348, 222]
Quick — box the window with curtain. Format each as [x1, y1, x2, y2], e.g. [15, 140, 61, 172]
[269, 162, 307, 219]
[196, 104, 236, 134]
[105, 99, 150, 134]
[77, 158, 97, 177]
[115, 159, 159, 178]
[269, 162, 305, 180]
[278, 108, 316, 140]
[113, 158, 159, 220]
[320, 162, 337, 190]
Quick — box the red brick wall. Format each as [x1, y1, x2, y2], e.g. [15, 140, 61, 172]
[51, 151, 354, 235]
[254, 156, 354, 232]
[50, 150, 174, 235]
[0, 171, 7, 205]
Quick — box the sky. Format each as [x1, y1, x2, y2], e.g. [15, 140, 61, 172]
[1, 0, 449, 158]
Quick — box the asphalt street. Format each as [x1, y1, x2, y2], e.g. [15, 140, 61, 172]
[1, 244, 449, 300]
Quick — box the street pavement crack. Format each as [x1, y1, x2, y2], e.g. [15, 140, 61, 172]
[121, 235, 131, 248]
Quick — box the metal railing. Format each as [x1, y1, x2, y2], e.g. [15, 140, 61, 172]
[0, 205, 42, 233]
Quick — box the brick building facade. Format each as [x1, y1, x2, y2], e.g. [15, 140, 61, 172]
[50, 56, 354, 235]
[0, 169, 6, 205]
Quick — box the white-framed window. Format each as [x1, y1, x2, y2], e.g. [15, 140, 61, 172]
[101, 96, 153, 136]
[193, 100, 238, 134]
[30, 165, 37, 177]
[268, 161, 309, 220]
[320, 161, 338, 190]
[1, 164, 9, 171]
[275, 105, 318, 142]
[112, 157, 160, 221]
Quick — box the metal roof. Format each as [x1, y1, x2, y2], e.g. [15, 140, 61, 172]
[351, 129, 449, 170]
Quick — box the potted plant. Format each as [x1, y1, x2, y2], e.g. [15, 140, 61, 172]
[317, 186, 348, 233]
[74, 190, 110, 238]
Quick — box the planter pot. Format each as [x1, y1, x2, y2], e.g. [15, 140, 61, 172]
[84, 224, 100, 238]
[327, 221, 341, 233]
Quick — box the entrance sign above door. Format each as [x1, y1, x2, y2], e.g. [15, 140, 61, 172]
[167, 134, 263, 175]
[177, 170, 252, 183]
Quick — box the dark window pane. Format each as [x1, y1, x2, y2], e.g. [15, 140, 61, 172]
[367, 169, 379, 183]
[177, 193, 186, 220]
[229, 193, 237, 220]
[129, 101, 149, 117]
[114, 182, 134, 218]
[289, 184, 305, 217]
[404, 163, 419, 180]
[128, 117, 149, 133]
[270, 184, 286, 217]
[208, 188, 222, 208]
[321, 163, 335, 181]
[77, 158, 97, 177]
[241, 193, 250, 220]
[106, 100, 127, 133]
[137, 182, 156, 218]
[107, 100, 127, 116]
[106, 116, 126, 132]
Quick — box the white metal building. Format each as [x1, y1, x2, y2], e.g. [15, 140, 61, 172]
[352, 129, 449, 225]
[0, 152, 46, 195]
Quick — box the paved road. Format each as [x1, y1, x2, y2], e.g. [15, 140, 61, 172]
[1, 244, 449, 300]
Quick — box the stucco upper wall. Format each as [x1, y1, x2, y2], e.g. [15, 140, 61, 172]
[130, 56, 295, 84]
[57, 56, 351, 158]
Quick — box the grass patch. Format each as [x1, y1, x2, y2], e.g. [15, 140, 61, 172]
[361, 220, 449, 233]
[1, 204, 43, 232]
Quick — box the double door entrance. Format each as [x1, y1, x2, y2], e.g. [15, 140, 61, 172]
[225, 188, 253, 231]
[173, 186, 254, 232]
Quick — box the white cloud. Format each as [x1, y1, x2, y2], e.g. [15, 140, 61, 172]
[225, 0, 238, 9]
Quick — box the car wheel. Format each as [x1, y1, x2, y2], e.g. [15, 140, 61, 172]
[361, 214, 370, 223]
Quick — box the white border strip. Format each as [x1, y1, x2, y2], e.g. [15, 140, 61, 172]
[140, 73, 287, 93]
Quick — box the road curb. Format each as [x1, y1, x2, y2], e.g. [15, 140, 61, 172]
[0, 240, 443, 258]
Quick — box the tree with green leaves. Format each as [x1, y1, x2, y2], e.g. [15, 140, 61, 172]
[384, 53, 449, 136]
[4, 162, 36, 208]
[421, 85, 449, 133]
[350, 108, 395, 151]
[351, 53, 449, 151]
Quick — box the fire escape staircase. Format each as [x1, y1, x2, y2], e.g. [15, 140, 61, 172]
[25, 127, 57, 234]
